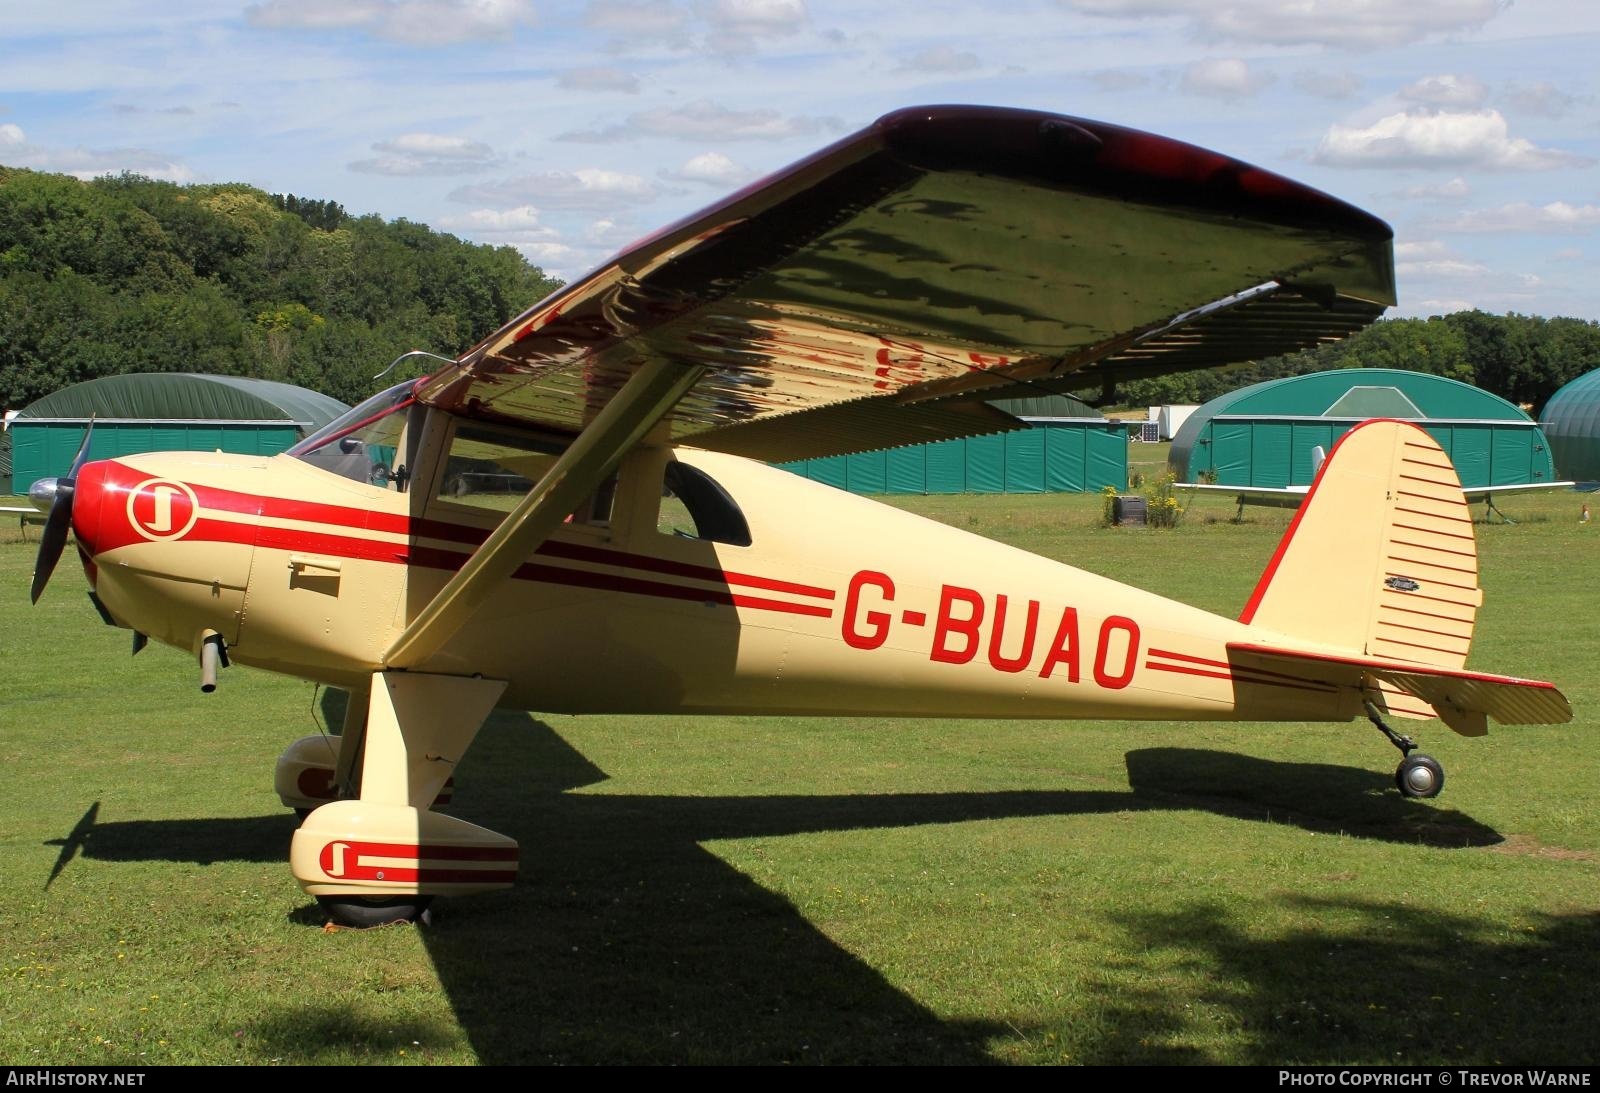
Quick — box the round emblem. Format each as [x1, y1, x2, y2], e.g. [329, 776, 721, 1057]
[126, 478, 200, 541]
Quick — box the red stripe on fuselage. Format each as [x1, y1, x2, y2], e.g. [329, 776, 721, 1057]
[185, 468, 835, 599]
[96, 461, 836, 619]
[1142, 660, 1341, 694]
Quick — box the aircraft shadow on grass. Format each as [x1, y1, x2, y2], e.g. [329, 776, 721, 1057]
[46, 713, 1535, 1063]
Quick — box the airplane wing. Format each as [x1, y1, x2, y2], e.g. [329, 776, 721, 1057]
[387, 105, 1396, 668]
[413, 104, 1395, 463]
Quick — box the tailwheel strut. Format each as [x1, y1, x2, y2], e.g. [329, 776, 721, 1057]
[1364, 700, 1416, 757]
[1364, 700, 1445, 800]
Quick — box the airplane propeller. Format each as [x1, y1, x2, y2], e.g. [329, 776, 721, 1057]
[30, 419, 95, 604]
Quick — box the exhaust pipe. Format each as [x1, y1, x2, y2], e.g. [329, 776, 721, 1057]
[199, 630, 228, 693]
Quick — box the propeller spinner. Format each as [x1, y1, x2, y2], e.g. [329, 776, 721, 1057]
[30, 420, 95, 604]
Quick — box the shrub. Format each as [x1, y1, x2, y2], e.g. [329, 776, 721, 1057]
[1144, 472, 1184, 529]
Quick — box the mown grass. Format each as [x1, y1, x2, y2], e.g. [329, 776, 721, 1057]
[0, 486, 1595, 1065]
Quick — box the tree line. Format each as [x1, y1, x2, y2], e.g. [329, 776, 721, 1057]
[3, 164, 1598, 421]
[1118, 309, 1600, 415]
[0, 166, 561, 412]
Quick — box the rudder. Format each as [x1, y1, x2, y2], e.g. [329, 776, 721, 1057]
[1238, 419, 1482, 670]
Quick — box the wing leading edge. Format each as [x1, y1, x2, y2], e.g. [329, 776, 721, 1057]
[416, 105, 1396, 462]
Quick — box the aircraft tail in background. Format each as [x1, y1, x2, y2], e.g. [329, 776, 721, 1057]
[1230, 419, 1570, 737]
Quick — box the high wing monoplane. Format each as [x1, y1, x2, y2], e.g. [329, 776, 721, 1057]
[28, 106, 1570, 926]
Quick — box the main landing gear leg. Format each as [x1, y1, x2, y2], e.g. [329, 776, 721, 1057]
[274, 688, 456, 818]
[273, 688, 369, 818]
[1364, 699, 1445, 799]
[289, 672, 513, 927]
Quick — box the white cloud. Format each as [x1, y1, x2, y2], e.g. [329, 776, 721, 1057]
[1089, 70, 1150, 92]
[1056, 0, 1508, 49]
[0, 127, 195, 182]
[896, 46, 981, 74]
[451, 167, 659, 210]
[349, 133, 497, 175]
[556, 99, 838, 143]
[706, 0, 806, 36]
[1412, 297, 1476, 313]
[1393, 240, 1494, 281]
[585, 217, 639, 246]
[583, 0, 688, 39]
[1180, 57, 1271, 98]
[246, 0, 537, 45]
[111, 103, 197, 116]
[1395, 240, 1455, 261]
[437, 205, 557, 239]
[1394, 176, 1471, 200]
[245, 0, 386, 32]
[1293, 69, 1361, 100]
[1551, 247, 1584, 262]
[1398, 257, 1489, 278]
[1312, 110, 1588, 170]
[516, 241, 577, 263]
[1398, 73, 1488, 109]
[660, 151, 754, 186]
[381, 133, 492, 158]
[1431, 201, 1600, 233]
[1505, 82, 1578, 118]
[557, 67, 640, 93]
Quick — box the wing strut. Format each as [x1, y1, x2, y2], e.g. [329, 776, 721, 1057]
[384, 358, 707, 669]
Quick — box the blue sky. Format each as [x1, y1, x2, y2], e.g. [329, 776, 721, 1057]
[2, 1, 1597, 320]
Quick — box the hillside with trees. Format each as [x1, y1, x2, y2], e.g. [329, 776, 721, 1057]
[0, 166, 561, 412]
[4, 163, 1599, 422]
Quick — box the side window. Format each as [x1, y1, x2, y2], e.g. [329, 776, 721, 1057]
[657, 461, 751, 546]
[437, 424, 616, 526]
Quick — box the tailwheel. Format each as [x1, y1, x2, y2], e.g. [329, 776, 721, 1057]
[317, 894, 433, 929]
[1364, 699, 1446, 799]
[1395, 754, 1445, 799]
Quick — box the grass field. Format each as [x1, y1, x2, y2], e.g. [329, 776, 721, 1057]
[0, 483, 1596, 1065]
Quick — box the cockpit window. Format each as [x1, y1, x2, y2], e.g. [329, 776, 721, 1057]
[288, 380, 416, 490]
[657, 461, 751, 546]
[438, 424, 557, 512]
[437, 422, 615, 525]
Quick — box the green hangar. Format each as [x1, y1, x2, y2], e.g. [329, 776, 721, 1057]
[777, 395, 1129, 495]
[1540, 368, 1600, 484]
[1169, 369, 1558, 490]
[6, 373, 348, 490]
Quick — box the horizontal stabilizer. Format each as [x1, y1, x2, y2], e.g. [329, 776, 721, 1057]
[1229, 641, 1572, 737]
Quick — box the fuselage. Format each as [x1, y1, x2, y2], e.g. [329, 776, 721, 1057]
[65, 422, 1360, 725]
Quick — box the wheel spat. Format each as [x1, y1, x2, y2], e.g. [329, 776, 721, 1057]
[30, 420, 95, 604]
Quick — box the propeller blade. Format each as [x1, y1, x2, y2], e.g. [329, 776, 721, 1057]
[29, 418, 94, 605]
[67, 418, 96, 479]
[29, 493, 74, 604]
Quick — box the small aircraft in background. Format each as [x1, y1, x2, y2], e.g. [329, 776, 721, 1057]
[27, 106, 1570, 927]
[1183, 443, 1575, 522]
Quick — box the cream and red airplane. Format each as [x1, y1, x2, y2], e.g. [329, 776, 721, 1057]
[28, 106, 1571, 927]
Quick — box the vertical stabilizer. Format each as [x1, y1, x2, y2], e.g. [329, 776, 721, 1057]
[1239, 419, 1481, 670]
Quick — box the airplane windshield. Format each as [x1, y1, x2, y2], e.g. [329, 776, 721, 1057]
[288, 380, 417, 488]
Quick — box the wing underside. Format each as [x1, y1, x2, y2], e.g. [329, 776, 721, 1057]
[415, 105, 1395, 462]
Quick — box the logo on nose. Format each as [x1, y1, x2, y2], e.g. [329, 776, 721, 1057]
[127, 478, 200, 541]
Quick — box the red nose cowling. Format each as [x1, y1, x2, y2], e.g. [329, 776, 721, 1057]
[71, 459, 109, 584]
